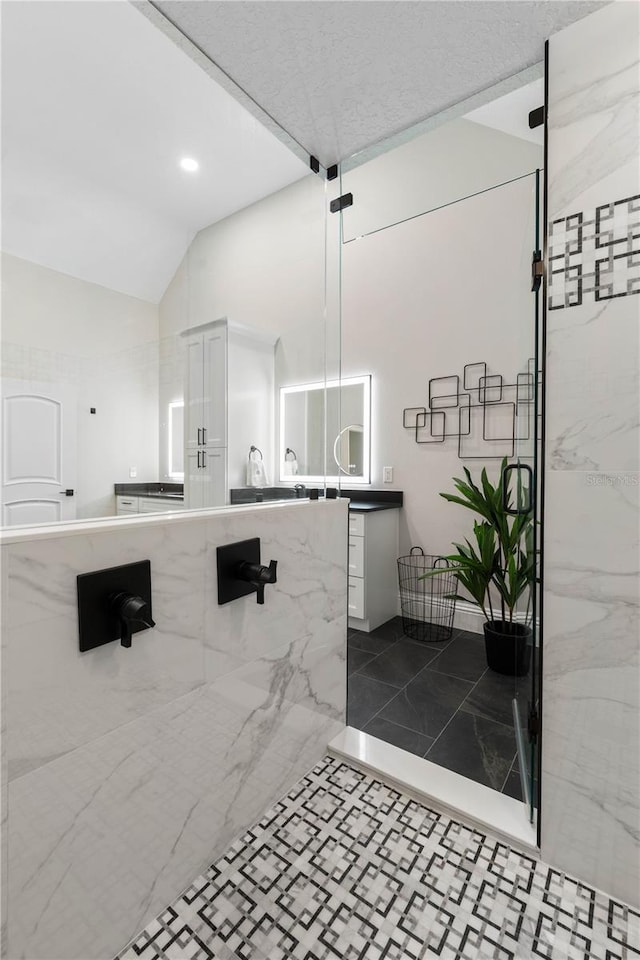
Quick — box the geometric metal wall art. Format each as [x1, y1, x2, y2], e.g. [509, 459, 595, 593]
[548, 194, 640, 310]
[403, 361, 538, 460]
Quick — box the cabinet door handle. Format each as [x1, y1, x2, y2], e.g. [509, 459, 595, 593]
[202, 427, 207, 445]
[197, 428, 202, 446]
[201, 452, 206, 470]
[197, 451, 201, 469]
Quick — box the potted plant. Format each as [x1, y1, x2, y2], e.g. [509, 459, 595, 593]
[424, 459, 534, 676]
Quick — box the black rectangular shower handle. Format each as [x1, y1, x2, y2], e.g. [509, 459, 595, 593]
[502, 463, 533, 516]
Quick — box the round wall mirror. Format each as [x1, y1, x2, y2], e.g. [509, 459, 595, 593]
[333, 424, 364, 476]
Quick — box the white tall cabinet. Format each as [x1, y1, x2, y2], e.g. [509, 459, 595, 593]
[183, 322, 227, 509]
[181, 318, 277, 509]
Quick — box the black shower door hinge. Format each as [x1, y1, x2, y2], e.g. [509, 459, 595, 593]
[529, 105, 545, 129]
[528, 705, 540, 742]
[330, 192, 353, 213]
[531, 250, 543, 292]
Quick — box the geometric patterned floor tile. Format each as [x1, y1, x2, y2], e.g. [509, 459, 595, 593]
[115, 756, 640, 960]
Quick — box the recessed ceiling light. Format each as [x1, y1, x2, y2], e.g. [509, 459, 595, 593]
[179, 157, 199, 173]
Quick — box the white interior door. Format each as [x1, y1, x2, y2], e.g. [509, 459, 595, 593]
[1, 380, 77, 525]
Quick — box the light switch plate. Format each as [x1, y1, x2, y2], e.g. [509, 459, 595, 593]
[129, 466, 137, 478]
[383, 466, 393, 483]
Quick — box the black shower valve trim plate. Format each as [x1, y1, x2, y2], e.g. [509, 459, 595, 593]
[77, 560, 155, 652]
[217, 538, 278, 606]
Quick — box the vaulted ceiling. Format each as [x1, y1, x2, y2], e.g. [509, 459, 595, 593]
[154, 0, 606, 165]
[1, 0, 308, 303]
[1, 0, 606, 303]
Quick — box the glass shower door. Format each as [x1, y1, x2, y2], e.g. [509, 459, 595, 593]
[337, 147, 544, 813]
[507, 167, 543, 824]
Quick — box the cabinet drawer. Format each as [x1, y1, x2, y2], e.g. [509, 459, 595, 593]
[116, 495, 139, 513]
[348, 536, 364, 577]
[348, 513, 365, 537]
[348, 576, 364, 619]
[138, 497, 185, 514]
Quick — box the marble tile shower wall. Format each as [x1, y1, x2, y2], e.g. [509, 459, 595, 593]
[543, 2, 640, 908]
[0, 500, 347, 959]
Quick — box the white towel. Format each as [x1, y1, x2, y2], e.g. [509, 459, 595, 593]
[246, 449, 269, 486]
[283, 459, 299, 477]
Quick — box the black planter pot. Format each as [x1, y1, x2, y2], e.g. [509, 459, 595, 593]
[483, 620, 532, 676]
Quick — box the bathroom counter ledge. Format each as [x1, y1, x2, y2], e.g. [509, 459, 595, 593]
[0, 498, 347, 545]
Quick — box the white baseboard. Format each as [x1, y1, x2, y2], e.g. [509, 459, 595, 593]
[451, 600, 486, 634]
[394, 595, 531, 636]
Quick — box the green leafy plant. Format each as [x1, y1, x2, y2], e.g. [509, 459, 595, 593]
[423, 458, 533, 625]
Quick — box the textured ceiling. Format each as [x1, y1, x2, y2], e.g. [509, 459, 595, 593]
[154, 0, 607, 166]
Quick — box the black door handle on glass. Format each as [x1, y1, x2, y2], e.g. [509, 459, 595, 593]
[501, 463, 533, 516]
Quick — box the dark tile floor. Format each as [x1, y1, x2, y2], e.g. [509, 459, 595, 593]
[347, 616, 526, 799]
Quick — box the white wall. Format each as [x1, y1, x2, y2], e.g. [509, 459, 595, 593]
[227, 328, 276, 488]
[341, 117, 543, 240]
[1, 500, 347, 958]
[341, 120, 542, 558]
[542, 1, 640, 908]
[1, 253, 160, 517]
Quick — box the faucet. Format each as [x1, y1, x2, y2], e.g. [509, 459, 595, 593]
[235, 559, 278, 604]
[110, 592, 156, 647]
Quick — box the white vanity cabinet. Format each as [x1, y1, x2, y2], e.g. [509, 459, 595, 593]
[116, 495, 186, 516]
[138, 497, 186, 514]
[116, 495, 140, 515]
[348, 508, 399, 632]
[181, 318, 277, 510]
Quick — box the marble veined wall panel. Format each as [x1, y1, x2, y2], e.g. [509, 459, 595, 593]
[542, 0, 640, 908]
[1, 500, 347, 958]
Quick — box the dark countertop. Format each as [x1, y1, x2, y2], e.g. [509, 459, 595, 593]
[116, 485, 403, 510]
[230, 487, 403, 511]
[230, 487, 303, 505]
[339, 488, 403, 511]
[115, 482, 184, 500]
[346, 501, 402, 513]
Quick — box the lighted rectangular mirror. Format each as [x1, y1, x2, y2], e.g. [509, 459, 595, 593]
[168, 401, 184, 479]
[279, 376, 371, 484]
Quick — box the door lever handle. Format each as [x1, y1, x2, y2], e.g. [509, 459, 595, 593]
[59, 489, 75, 496]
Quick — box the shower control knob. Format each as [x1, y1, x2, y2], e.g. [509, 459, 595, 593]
[236, 559, 278, 605]
[110, 592, 156, 648]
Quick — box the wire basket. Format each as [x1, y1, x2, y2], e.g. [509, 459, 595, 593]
[397, 547, 457, 643]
